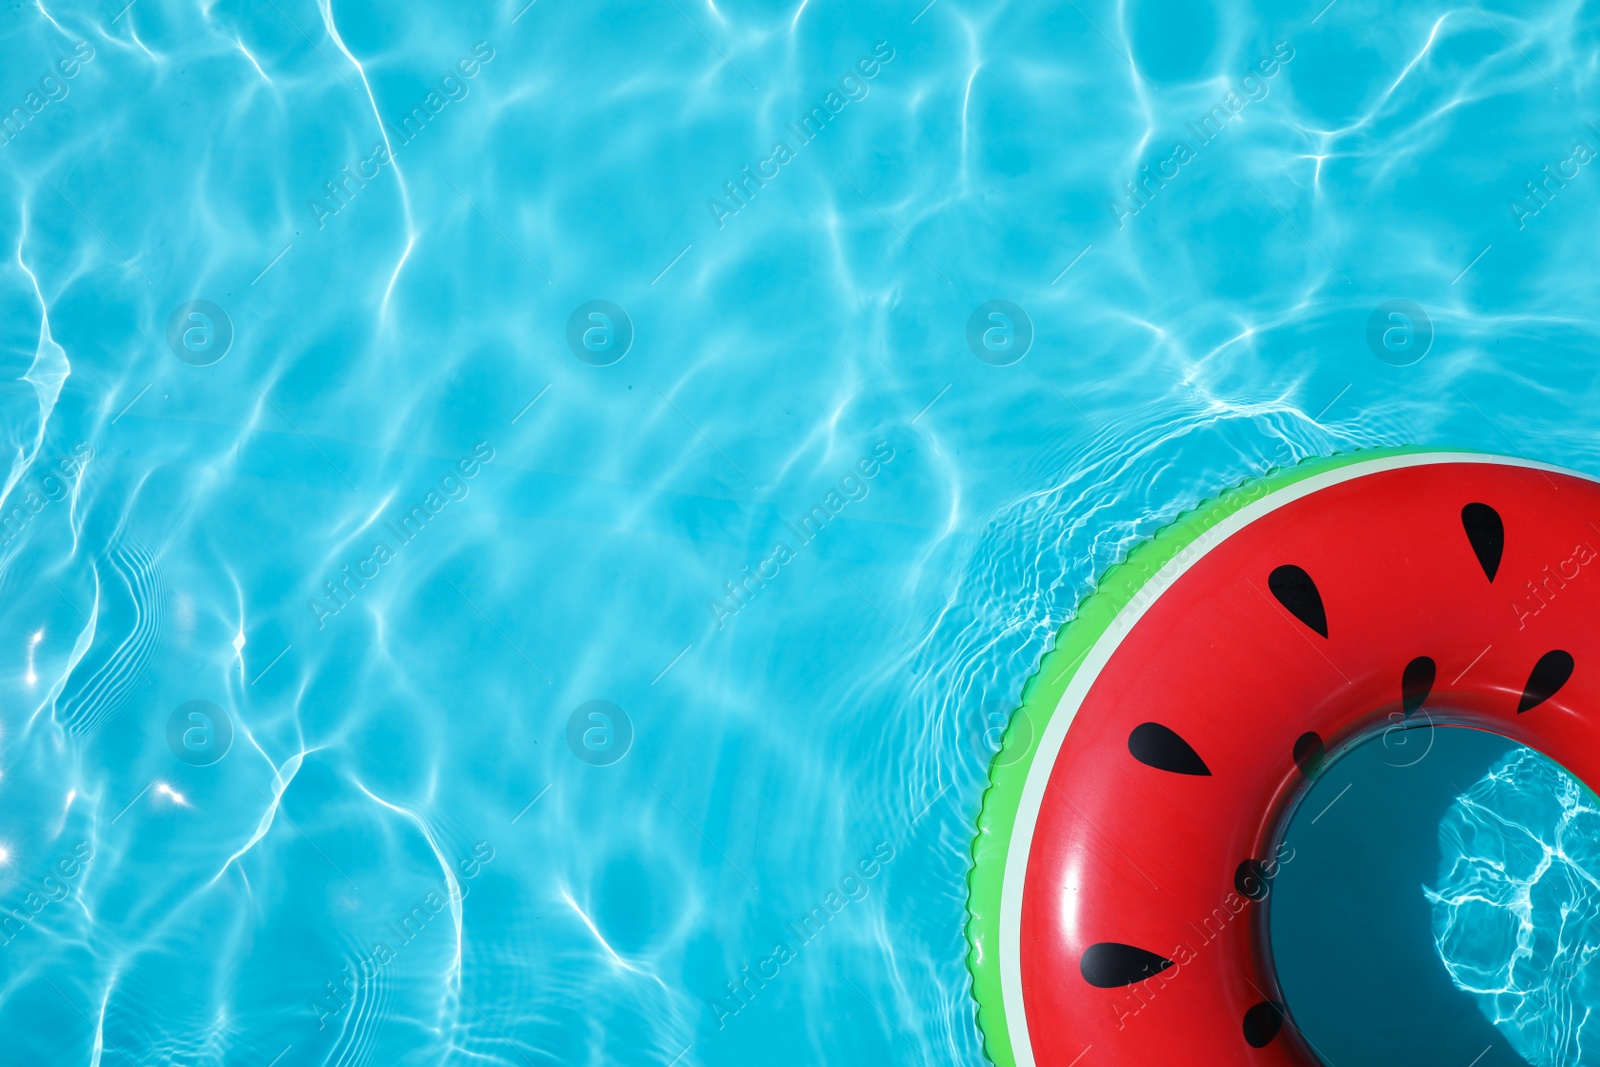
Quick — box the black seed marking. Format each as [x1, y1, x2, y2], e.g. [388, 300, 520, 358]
[1402, 656, 1436, 715]
[1461, 502, 1505, 583]
[1293, 732, 1325, 778]
[1081, 943, 1175, 988]
[1268, 565, 1328, 638]
[1236, 859, 1270, 901]
[1519, 650, 1574, 713]
[1128, 722, 1211, 776]
[1243, 1001, 1286, 1048]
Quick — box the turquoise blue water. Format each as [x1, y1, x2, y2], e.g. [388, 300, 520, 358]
[1431, 750, 1600, 1067]
[1271, 727, 1528, 1066]
[1, 0, 1597, 1064]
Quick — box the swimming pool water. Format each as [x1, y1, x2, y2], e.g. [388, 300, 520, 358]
[2, 0, 1598, 1064]
[1431, 749, 1600, 1067]
[1271, 726, 1528, 1066]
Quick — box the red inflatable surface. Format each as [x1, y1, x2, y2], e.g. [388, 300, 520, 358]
[1015, 458, 1598, 1065]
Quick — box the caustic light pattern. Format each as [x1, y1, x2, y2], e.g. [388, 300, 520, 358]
[1429, 750, 1600, 1066]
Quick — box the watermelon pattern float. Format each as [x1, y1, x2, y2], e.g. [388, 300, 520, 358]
[966, 449, 1600, 1067]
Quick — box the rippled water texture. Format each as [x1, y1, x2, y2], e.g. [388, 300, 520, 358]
[2, 0, 1599, 1063]
[1430, 751, 1600, 1067]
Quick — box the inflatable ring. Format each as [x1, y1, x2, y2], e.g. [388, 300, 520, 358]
[965, 448, 1600, 1066]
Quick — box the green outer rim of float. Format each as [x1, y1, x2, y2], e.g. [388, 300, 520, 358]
[962, 445, 1455, 1067]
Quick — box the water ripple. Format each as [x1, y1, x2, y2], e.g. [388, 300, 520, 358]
[1429, 749, 1600, 1066]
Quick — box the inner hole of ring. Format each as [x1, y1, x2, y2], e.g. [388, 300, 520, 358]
[1264, 720, 1595, 1067]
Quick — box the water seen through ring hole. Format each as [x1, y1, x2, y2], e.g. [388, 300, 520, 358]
[1271, 724, 1600, 1067]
